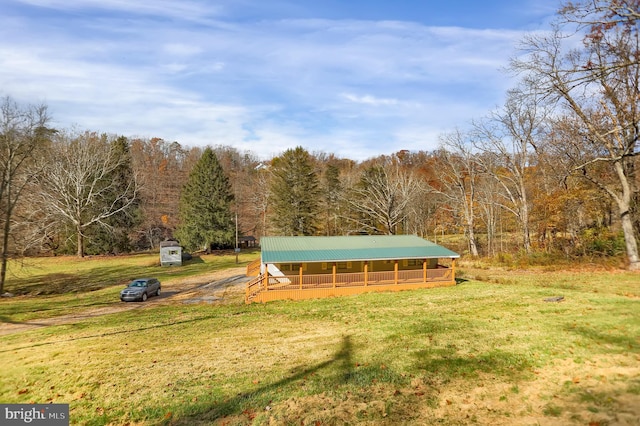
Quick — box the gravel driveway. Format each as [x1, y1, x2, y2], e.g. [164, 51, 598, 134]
[0, 267, 250, 336]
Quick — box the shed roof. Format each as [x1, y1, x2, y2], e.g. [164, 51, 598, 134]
[159, 240, 180, 248]
[260, 235, 459, 264]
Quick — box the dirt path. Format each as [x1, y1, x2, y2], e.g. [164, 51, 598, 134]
[0, 267, 250, 336]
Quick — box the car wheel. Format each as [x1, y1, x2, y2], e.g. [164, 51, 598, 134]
[156, 287, 161, 297]
[141, 293, 147, 302]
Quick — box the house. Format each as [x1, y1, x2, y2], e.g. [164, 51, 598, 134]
[245, 235, 459, 303]
[239, 236, 257, 248]
[159, 240, 182, 266]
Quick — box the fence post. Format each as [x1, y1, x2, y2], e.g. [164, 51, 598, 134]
[394, 260, 398, 284]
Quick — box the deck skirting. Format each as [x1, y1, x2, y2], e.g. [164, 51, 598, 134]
[247, 279, 456, 303]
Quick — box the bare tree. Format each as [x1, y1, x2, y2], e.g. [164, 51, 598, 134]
[474, 89, 549, 253]
[36, 131, 140, 257]
[345, 156, 425, 235]
[0, 97, 50, 293]
[429, 130, 481, 256]
[212, 145, 264, 240]
[130, 138, 192, 249]
[475, 158, 503, 257]
[512, 0, 640, 268]
[246, 164, 271, 237]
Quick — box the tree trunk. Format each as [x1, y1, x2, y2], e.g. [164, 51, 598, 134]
[619, 207, 640, 270]
[603, 159, 640, 270]
[614, 162, 640, 270]
[77, 225, 84, 258]
[520, 181, 531, 254]
[465, 192, 479, 256]
[468, 225, 479, 257]
[0, 207, 10, 294]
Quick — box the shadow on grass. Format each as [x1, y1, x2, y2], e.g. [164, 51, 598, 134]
[169, 335, 355, 425]
[413, 346, 533, 380]
[4, 255, 225, 296]
[5, 263, 158, 295]
[408, 318, 533, 380]
[183, 256, 205, 265]
[569, 325, 640, 353]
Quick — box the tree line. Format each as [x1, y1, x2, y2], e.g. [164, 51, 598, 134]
[0, 0, 638, 294]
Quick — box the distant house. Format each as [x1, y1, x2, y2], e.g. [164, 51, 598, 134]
[159, 240, 182, 266]
[239, 236, 257, 248]
[245, 235, 459, 303]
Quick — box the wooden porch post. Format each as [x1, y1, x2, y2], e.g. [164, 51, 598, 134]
[332, 262, 337, 288]
[264, 264, 269, 291]
[299, 264, 303, 290]
[452, 259, 456, 283]
[423, 259, 427, 283]
[364, 261, 368, 286]
[394, 260, 398, 284]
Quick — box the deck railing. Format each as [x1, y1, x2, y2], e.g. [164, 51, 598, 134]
[246, 274, 264, 301]
[246, 259, 261, 277]
[245, 266, 455, 303]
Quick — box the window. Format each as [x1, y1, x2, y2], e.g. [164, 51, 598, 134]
[278, 263, 305, 272]
[336, 262, 352, 270]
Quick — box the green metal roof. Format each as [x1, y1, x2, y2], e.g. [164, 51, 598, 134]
[260, 235, 459, 263]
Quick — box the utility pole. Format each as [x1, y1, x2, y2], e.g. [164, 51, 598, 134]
[235, 212, 239, 264]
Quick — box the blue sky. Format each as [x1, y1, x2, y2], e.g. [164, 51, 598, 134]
[1, 0, 560, 160]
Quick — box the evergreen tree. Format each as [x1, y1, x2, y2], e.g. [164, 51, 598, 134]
[269, 146, 320, 235]
[176, 147, 235, 251]
[88, 136, 141, 254]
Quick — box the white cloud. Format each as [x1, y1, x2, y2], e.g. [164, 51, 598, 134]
[341, 93, 399, 106]
[15, 0, 221, 21]
[0, 1, 552, 160]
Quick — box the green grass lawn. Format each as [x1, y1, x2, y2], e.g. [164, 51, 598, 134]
[0, 256, 639, 425]
[0, 250, 259, 323]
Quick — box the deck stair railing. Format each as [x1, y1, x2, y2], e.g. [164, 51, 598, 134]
[246, 259, 261, 277]
[245, 274, 264, 302]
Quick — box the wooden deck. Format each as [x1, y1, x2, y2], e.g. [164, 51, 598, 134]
[245, 266, 455, 303]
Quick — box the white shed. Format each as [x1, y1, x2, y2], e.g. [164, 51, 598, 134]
[159, 240, 182, 266]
